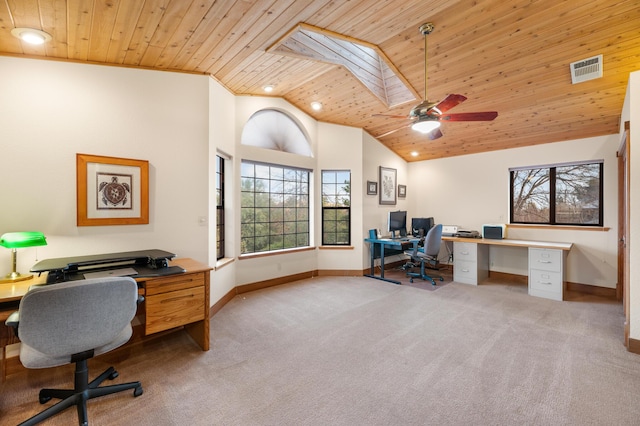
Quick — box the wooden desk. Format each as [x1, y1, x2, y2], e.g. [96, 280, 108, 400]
[442, 237, 573, 301]
[0, 257, 211, 381]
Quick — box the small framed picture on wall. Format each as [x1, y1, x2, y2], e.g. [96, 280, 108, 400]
[398, 184, 406, 198]
[367, 181, 378, 195]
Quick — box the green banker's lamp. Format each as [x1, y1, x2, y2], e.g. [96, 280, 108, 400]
[0, 231, 47, 283]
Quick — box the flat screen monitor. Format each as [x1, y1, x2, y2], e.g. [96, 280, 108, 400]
[411, 217, 434, 237]
[388, 210, 407, 238]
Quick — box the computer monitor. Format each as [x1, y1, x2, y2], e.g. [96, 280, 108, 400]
[388, 210, 407, 238]
[411, 217, 434, 237]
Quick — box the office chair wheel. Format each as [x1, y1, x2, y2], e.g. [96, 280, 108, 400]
[134, 386, 144, 397]
[108, 370, 119, 380]
[439, 276, 444, 281]
[39, 393, 52, 404]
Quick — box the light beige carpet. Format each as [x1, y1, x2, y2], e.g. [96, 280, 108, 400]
[2, 276, 640, 425]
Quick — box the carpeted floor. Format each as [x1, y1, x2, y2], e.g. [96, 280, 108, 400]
[2, 275, 640, 425]
[381, 264, 453, 290]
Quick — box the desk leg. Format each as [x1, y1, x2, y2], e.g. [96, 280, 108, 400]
[364, 242, 402, 285]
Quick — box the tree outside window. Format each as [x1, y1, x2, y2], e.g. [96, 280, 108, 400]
[241, 161, 310, 254]
[322, 170, 351, 245]
[510, 161, 603, 226]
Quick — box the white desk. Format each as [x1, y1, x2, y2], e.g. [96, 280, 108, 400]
[443, 237, 573, 301]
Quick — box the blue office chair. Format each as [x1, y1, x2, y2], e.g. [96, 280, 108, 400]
[404, 224, 444, 285]
[5, 277, 143, 426]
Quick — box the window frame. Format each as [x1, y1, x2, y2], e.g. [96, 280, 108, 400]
[215, 155, 225, 260]
[321, 170, 351, 246]
[240, 160, 310, 254]
[509, 160, 604, 226]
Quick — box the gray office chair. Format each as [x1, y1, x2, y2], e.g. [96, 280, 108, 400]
[404, 224, 444, 285]
[5, 277, 143, 426]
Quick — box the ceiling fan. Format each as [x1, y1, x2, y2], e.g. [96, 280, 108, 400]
[374, 23, 498, 140]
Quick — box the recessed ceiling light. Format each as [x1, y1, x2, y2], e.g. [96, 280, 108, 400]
[263, 85, 274, 93]
[411, 151, 419, 157]
[310, 101, 322, 111]
[11, 28, 52, 45]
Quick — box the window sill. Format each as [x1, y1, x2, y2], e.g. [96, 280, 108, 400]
[239, 246, 316, 260]
[318, 246, 354, 250]
[508, 224, 610, 232]
[214, 257, 235, 270]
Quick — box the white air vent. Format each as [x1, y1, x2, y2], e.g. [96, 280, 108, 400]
[570, 54, 603, 84]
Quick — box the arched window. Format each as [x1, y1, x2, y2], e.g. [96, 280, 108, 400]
[241, 109, 312, 157]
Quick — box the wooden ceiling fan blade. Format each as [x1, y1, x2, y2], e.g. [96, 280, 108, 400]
[377, 124, 411, 138]
[433, 94, 467, 113]
[439, 111, 498, 121]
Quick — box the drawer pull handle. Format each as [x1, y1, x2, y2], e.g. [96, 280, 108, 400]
[539, 281, 552, 285]
[461, 268, 469, 273]
[538, 260, 552, 264]
[161, 294, 196, 303]
[460, 251, 469, 255]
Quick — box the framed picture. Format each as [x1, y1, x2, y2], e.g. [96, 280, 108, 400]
[76, 154, 149, 226]
[367, 180, 378, 195]
[398, 184, 407, 198]
[379, 166, 397, 205]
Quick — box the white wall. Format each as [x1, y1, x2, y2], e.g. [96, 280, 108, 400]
[625, 70, 640, 340]
[362, 132, 409, 267]
[316, 123, 365, 271]
[0, 57, 211, 277]
[408, 135, 619, 287]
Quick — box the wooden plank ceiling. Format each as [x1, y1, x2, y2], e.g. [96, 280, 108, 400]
[0, 0, 638, 161]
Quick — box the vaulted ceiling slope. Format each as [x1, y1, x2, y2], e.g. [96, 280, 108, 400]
[0, 0, 638, 161]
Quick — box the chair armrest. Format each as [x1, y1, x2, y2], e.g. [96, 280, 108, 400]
[5, 311, 19, 339]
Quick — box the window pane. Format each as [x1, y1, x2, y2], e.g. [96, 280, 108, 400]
[555, 163, 601, 224]
[240, 160, 310, 254]
[321, 170, 351, 245]
[511, 168, 550, 223]
[511, 162, 602, 226]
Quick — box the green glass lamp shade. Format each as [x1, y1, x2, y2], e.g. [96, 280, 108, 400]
[0, 231, 47, 249]
[0, 231, 47, 283]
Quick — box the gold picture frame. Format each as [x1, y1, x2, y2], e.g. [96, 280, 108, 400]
[77, 154, 149, 226]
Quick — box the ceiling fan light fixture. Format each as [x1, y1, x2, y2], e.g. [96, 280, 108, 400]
[11, 27, 52, 45]
[411, 119, 441, 134]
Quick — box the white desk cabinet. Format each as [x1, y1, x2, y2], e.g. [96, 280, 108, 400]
[453, 241, 489, 285]
[528, 248, 565, 301]
[445, 237, 572, 301]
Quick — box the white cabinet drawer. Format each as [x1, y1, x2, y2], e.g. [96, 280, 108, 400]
[529, 248, 562, 272]
[454, 259, 478, 285]
[529, 269, 562, 300]
[454, 242, 477, 262]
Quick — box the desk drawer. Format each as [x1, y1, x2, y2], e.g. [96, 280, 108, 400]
[529, 269, 562, 300]
[454, 242, 478, 262]
[454, 259, 478, 285]
[145, 286, 205, 334]
[529, 248, 562, 272]
[145, 273, 204, 296]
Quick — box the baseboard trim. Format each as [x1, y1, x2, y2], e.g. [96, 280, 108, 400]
[235, 271, 317, 294]
[628, 338, 640, 354]
[566, 281, 617, 300]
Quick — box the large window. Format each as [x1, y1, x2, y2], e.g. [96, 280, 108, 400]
[510, 160, 603, 226]
[240, 161, 310, 254]
[321, 170, 351, 245]
[215, 155, 225, 260]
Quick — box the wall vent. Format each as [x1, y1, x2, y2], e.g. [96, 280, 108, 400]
[570, 54, 603, 84]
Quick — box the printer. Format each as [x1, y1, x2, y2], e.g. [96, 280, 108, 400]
[482, 224, 507, 239]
